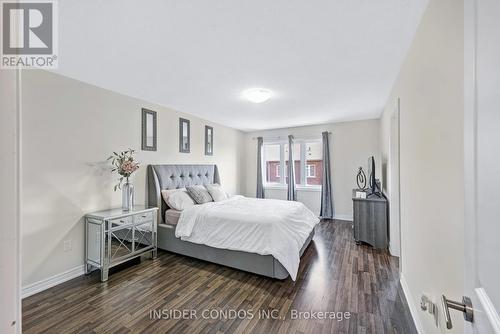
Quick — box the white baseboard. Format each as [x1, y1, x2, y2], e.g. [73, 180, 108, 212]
[22, 265, 85, 299]
[476, 287, 500, 334]
[333, 214, 353, 221]
[389, 244, 401, 257]
[400, 273, 425, 334]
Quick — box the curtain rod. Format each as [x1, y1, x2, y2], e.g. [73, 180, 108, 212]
[251, 132, 331, 140]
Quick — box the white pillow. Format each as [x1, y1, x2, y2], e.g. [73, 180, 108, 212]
[205, 184, 228, 202]
[161, 188, 196, 210]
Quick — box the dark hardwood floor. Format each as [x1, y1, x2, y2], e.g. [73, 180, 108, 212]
[23, 220, 416, 334]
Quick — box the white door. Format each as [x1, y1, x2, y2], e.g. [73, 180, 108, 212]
[461, 0, 500, 333]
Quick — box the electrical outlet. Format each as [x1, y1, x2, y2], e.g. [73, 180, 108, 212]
[63, 240, 72, 252]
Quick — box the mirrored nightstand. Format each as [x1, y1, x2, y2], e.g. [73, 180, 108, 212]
[84, 206, 158, 281]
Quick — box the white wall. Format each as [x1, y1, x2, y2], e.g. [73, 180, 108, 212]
[379, 0, 464, 332]
[244, 120, 381, 220]
[21, 70, 246, 287]
[0, 70, 21, 332]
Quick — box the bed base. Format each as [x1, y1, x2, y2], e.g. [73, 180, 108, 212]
[157, 224, 314, 280]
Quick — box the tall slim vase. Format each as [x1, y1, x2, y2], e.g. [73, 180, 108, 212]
[122, 178, 134, 211]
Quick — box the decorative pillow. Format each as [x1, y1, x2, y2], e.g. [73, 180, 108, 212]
[205, 183, 228, 202]
[161, 188, 196, 211]
[186, 185, 213, 204]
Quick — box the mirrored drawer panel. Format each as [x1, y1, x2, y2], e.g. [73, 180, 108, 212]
[108, 216, 133, 230]
[134, 211, 154, 224]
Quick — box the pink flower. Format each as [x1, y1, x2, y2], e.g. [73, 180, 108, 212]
[120, 160, 139, 176]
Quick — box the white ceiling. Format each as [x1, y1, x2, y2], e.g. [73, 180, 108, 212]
[54, 0, 428, 131]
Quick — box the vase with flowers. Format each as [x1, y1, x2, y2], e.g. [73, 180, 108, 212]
[108, 149, 140, 211]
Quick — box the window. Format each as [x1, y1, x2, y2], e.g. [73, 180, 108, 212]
[263, 139, 322, 187]
[263, 144, 281, 184]
[306, 164, 316, 177]
[305, 141, 322, 185]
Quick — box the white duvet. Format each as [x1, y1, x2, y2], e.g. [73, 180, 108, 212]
[175, 195, 320, 280]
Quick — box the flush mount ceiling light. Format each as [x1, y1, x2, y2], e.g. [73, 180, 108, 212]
[242, 88, 273, 103]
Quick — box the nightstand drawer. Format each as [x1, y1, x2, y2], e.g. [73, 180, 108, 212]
[135, 211, 154, 224]
[109, 216, 133, 230]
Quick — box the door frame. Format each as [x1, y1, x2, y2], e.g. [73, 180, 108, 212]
[0, 69, 22, 333]
[464, 0, 500, 332]
[463, 0, 477, 332]
[388, 98, 402, 261]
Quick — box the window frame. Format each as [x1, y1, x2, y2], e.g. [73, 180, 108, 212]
[262, 138, 322, 190]
[306, 164, 316, 178]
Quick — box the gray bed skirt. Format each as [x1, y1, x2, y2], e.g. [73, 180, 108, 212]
[158, 223, 315, 280]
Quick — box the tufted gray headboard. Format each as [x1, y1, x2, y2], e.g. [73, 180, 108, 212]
[147, 164, 220, 223]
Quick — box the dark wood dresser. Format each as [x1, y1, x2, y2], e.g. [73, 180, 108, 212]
[352, 189, 388, 249]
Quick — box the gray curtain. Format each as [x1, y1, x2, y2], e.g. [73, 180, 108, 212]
[256, 137, 265, 198]
[287, 135, 297, 201]
[320, 131, 334, 218]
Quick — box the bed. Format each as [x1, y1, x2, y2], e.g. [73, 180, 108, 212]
[147, 164, 317, 280]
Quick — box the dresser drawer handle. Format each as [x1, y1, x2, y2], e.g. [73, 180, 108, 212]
[141, 214, 147, 218]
